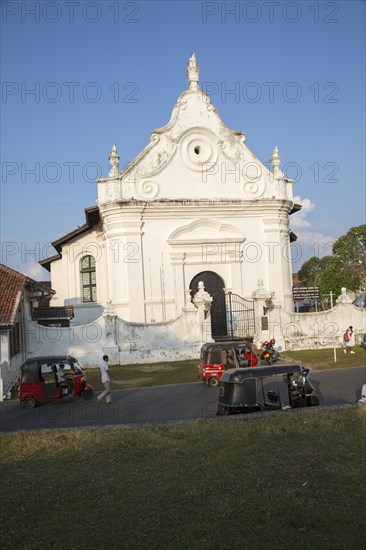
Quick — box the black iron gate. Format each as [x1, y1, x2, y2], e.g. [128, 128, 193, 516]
[223, 292, 255, 341]
[190, 272, 255, 341]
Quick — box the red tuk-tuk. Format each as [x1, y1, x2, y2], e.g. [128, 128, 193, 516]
[18, 355, 94, 409]
[198, 340, 258, 387]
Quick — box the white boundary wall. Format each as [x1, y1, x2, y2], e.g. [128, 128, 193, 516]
[256, 303, 366, 351]
[284, 303, 365, 349]
[1, 291, 363, 400]
[25, 302, 366, 367]
[25, 305, 210, 368]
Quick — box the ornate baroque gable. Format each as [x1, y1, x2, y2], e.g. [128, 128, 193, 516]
[98, 55, 295, 205]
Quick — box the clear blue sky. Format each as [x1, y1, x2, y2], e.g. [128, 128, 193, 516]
[1, 0, 365, 279]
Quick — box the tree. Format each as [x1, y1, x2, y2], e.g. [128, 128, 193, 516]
[298, 256, 356, 299]
[298, 256, 333, 287]
[317, 262, 360, 298]
[332, 225, 366, 288]
[297, 225, 366, 299]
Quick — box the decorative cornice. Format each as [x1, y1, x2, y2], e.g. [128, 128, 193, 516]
[98, 198, 294, 220]
[167, 237, 244, 246]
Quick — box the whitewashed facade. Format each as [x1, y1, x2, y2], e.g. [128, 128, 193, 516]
[42, 55, 299, 334]
[24, 290, 366, 369]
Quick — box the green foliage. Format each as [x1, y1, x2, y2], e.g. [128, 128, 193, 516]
[332, 224, 366, 287]
[298, 225, 366, 295]
[298, 256, 333, 286]
[319, 261, 360, 297]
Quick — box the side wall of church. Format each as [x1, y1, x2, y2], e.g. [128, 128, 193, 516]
[49, 229, 108, 311]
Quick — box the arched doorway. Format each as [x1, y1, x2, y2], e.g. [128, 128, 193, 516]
[190, 271, 227, 339]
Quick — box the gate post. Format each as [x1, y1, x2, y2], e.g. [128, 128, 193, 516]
[228, 292, 233, 340]
[252, 279, 274, 346]
[103, 301, 119, 363]
[193, 282, 213, 343]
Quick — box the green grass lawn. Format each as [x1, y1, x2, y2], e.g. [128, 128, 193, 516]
[1, 406, 365, 549]
[282, 347, 366, 370]
[86, 359, 199, 391]
[83, 348, 365, 392]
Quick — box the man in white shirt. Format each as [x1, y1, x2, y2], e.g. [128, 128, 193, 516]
[56, 364, 71, 394]
[97, 355, 112, 404]
[56, 365, 66, 385]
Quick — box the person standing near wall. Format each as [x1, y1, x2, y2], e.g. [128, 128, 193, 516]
[97, 355, 113, 404]
[342, 326, 355, 354]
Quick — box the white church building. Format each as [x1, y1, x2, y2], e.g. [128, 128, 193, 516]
[41, 54, 300, 344]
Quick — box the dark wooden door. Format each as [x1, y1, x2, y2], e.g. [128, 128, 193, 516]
[190, 271, 227, 339]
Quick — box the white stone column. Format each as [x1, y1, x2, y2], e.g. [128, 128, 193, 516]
[252, 278, 273, 346]
[280, 227, 295, 312]
[121, 219, 145, 322]
[170, 253, 186, 315]
[252, 281, 285, 350]
[267, 300, 285, 350]
[100, 204, 145, 322]
[263, 217, 293, 311]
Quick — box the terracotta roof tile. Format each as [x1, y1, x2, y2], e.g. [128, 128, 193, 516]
[0, 264, 27, 326]
[0, 264, 54, 327]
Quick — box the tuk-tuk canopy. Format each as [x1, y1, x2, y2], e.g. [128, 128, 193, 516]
[200, 341, 253, 353]
[200, 341, 254, 365]
[20, 356, 76, 383]
[220, 364, 303, 383]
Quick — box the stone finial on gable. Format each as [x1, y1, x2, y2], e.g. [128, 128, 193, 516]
[270, 146, 284, 178]
[109, 144, 120, 177]
[186, 53, 200, 91]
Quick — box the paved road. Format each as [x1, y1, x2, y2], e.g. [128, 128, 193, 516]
[1, 366, 365, 434]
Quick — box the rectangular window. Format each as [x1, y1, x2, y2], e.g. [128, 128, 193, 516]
[10, 322, 20, 358]
[261, 317, 269, 331]
[83, 287, 91, 302]
[81, 255, 97, 303]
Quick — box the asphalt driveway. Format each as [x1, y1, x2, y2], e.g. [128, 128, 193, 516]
[1, 366, 365, 434]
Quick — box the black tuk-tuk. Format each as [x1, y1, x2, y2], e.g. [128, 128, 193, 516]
[217, 363, 319, 415]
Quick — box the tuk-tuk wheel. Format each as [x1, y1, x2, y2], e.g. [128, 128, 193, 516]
[208, 376, 219, 388]
[82, 389, 94, 400]
[22, 397, 37, 409]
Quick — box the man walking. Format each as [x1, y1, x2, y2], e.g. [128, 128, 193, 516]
[97, 355, 112, 404]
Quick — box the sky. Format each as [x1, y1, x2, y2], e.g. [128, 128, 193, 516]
[1, 0, 365, 280]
